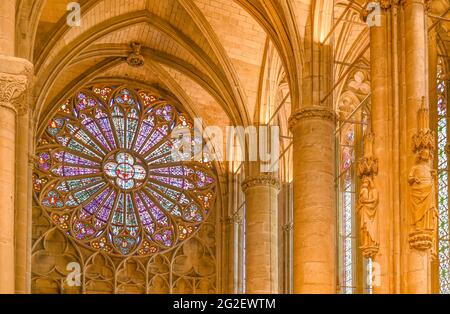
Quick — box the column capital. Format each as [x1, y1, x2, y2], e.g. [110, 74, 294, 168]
[361, 0, 395, 23]
[0, 56, 33, 115]
[288, 106, 336, 130]
[398, 0, 430, 9]
[241, 174, 280, 192]
[221, 212, 243, 226]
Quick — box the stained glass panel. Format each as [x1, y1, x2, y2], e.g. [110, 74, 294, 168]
[34, 85, 216, 257]
[340, 126, 356, 294]
[438, 60, 450, 294]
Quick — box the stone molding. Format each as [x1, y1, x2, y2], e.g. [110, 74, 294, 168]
[288, 106, 336, 130]
[241, 174, 280, 192]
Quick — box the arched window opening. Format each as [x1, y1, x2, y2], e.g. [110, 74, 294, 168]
[32, 85, 218, 294]
[337, 91, 371, 294]
[437, 58, 450, 294]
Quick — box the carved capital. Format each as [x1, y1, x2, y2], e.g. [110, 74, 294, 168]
[0, 56, 33, 115]
[221, 212, 243, 226]
[399, 0, 430, 10]
[361, 0, 395, 22]
[241, 174, 280, 192]
[288, 106, 336, 130]
[0, 74, 28, 113]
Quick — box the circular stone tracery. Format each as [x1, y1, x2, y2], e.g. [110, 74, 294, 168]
[33, 85, 216, 257]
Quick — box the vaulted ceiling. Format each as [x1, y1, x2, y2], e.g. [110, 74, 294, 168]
[15, 0, 402, 141]
[14, 0, 315, 135]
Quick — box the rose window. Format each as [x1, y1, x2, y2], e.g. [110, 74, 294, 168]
[33, 86, 216, 256]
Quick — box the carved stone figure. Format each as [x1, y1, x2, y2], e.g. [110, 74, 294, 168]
[357, 176, 379, 258]
[356, 132, 379, 258]
[408, 148, 438, 233]
[408, 105, 438, 251]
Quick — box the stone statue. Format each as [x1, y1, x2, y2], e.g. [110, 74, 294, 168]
[357, 176, 379, 256]
[408, 148, 438, 232]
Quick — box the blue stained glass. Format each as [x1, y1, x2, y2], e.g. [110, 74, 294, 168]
[112, 106, 125, 148]
[126, 109, 139, 149]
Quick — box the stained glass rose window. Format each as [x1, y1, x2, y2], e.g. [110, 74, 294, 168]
[33, 86, 216, 256]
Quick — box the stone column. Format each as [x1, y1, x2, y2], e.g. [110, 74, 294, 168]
[402, 0, 434, 294]
[242, 174, 279, 294]
[0, 0, 16, 56]
[15, 108, 33, 293]
[361, 0, 394, 293]
[428, 26, 440, 294]
[289, 107, 336, 293]
[0, 56, 32, 294]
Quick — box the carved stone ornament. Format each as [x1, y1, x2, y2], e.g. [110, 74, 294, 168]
[361, 0, 393, 23]
[288, 106, 336, 131]
[282, 222, 293, 232]
[357, 132, 380, 259]
[0, 56, 33, 115]
[221, 212, 243, 226]
[408, 103, 438, 251]
[241, 174, 280, 192]
[127, 42, 145, 67]
[357, 132, 379, 178]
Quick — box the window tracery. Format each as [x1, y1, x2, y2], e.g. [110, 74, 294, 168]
[33, 85, 216, 257]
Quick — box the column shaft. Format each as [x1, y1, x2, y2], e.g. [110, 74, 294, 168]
[15, 110, 32, 293]
[0, 56, 32, 294]
[403, 0, 433, 294]
[0, 105, 17, 293]
[368, 5, 394, 294]
[290, 107, 336, 293]
[0, 0, 16, 56]
[243, 175, 279, 293]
